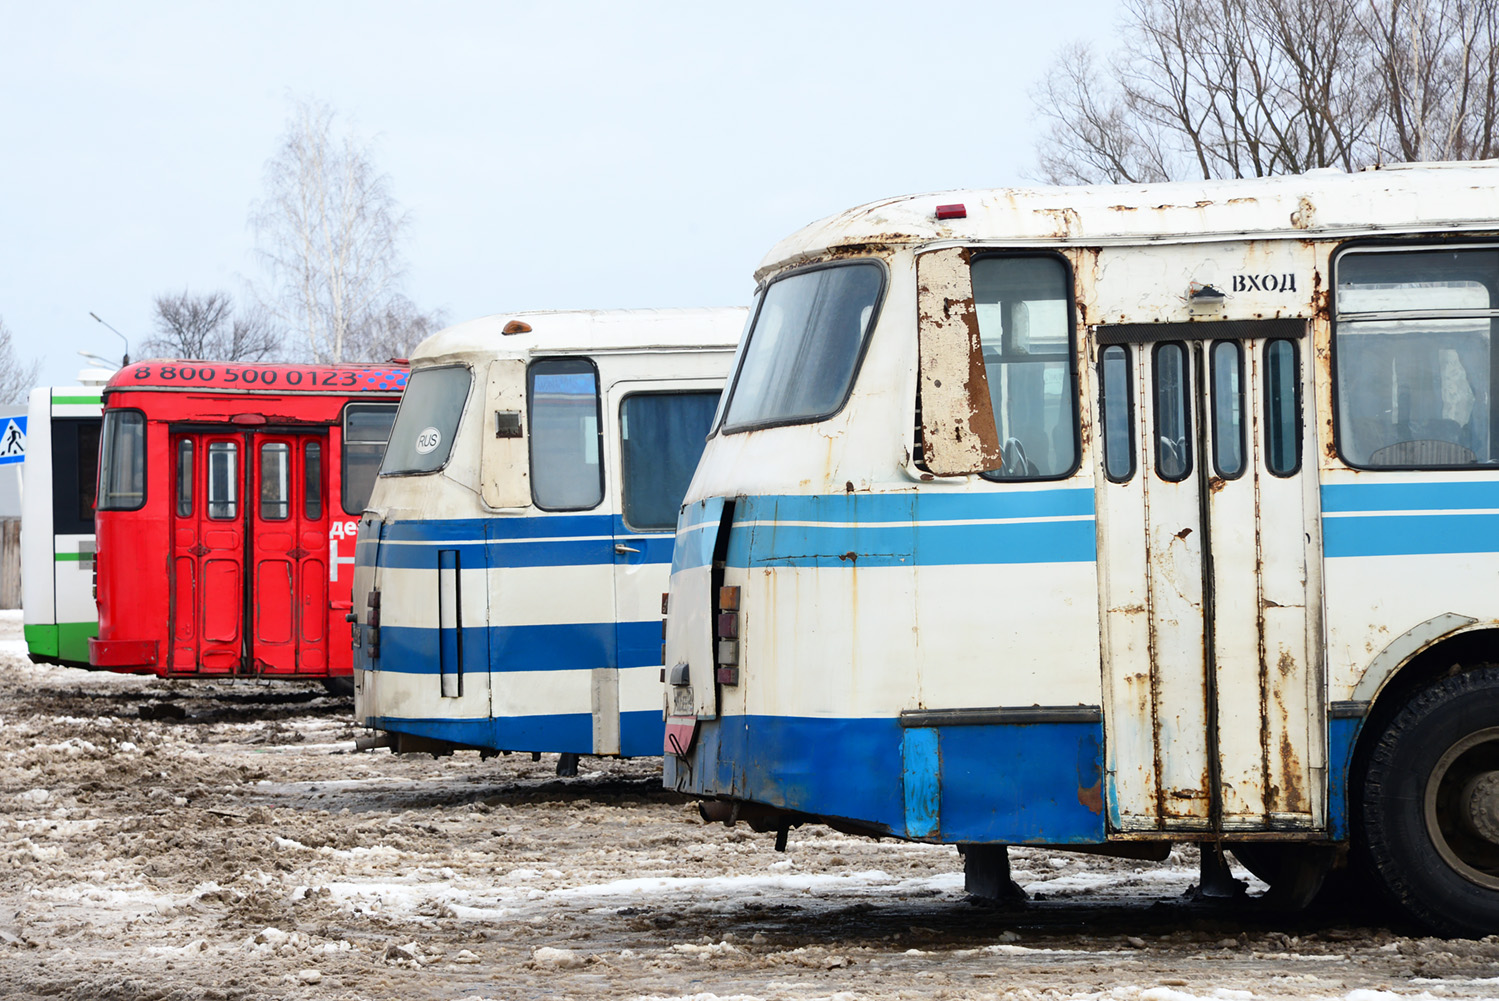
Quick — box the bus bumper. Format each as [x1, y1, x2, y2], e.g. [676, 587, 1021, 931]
[89, 638, 159, 669]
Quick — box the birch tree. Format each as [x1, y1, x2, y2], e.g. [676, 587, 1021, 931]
[142, 290, 280, 362]
[1032, 0, 1499, 183]
[251, 99, 416, 364]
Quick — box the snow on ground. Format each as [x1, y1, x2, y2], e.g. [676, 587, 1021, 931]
[0, 610, 1495, 999]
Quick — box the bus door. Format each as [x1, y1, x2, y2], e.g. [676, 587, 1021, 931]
[610, 383, 723, 756]
[249, 433, 330, 675]
[1092, 324, 1322, 834]
[171, 429, 330, 675]
[170, 431, 246, 674]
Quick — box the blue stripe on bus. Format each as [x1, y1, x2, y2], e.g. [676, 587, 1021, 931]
[1322, 513, 1499, 557]
[370, 516, 674, 569]
[377, 620, 663, 673]
[673, 489, 1098, 572]
[1321, 481, 1499, 513]
[372, 709, 663, 756]
[666, 713, 1106, 844]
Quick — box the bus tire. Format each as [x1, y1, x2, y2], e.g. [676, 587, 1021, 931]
[1360, 665, 1499, 937]
[322, 677, 355, 698]
[1228, 844, 1332, 910]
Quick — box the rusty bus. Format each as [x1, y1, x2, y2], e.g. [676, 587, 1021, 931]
[663, 162, 1499, 936]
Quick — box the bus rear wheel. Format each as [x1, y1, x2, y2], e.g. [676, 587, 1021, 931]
[1361, 666, 1499, 937]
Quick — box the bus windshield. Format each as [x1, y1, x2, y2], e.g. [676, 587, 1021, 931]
[97, 409, 145, 511]
[380, 366, 471, 476]
[722, 261, 883, 431]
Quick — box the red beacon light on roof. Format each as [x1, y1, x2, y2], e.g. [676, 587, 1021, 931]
[935, 203, 967, 220]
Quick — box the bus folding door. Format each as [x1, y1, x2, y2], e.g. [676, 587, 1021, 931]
[249, 433, 331, 675]
[170, 433, 245, 674]
[1091, 323, 1323, 834]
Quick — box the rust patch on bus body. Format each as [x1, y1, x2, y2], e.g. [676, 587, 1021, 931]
[915, 247, 1003, 474]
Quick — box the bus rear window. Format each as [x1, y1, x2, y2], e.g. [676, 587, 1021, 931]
[380, 367, 471, 476]
[722, 261, 883, 432]
[97, 410, 145, 511]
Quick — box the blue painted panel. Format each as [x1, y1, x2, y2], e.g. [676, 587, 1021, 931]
[1322, 481, 1499, 513]
[1328, 716, 1364, 841]
[374, 712, 595, 754]
[938, 723, 1105, 843]
[1322, 512, 1499, 557]
[902, 729, 940, 838]
[672, 497, 726, 574]
[677, 714, 1106, 844]
[620, 709, 665, 758]
[378, 621, 667, 674]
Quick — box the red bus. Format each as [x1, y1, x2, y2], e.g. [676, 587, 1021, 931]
[89, 360, 407, 689]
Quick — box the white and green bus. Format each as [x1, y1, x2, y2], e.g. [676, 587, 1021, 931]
[22, 378, 108, 666]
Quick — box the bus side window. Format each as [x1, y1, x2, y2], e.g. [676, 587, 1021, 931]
[1265, 339, 1301, 476]
[1211, 340, 1245, 478]
[343, 403, 397, 514]
[207, 442, 238, 520]
[305, 441, 323, 520]
[529, 358, 603, 511]
[971, 254, 1078, 480]
[620, 391, 721, 531]
[1098, 344, 1134, 482]
[176, 440, 193, 517]
[1153, 342, 1192, 481]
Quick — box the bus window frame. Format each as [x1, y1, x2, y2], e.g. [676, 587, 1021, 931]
[1151, 341, 1194, 483]
[719, 257, 889, 436]
[969, 249, 1083, 484]
[1098, 343, 1136, 483]
[341, 401, 398, 513]
[618, 388, 722, 534]
[527, 356, 605, 514]
[1209, 339, 1247, 480]
[378, 365, 472, 479]
[1264, 338, 1303, 478]
[1330, 239, 1499, 472]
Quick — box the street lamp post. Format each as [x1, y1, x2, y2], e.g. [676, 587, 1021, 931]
[88, 312, 130, 366]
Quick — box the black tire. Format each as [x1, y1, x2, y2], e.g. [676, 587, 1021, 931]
[322, 676, 355, 698]
[1228, 844, 1331, 910]
[1361, 665, 1499, 937]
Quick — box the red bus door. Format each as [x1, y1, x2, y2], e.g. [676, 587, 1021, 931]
[170, 433, 246, 674]
[170, 430, 331, 676]
[249, 434, 330, 676]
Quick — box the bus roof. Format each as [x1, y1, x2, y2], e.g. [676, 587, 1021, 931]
[411, 307, 747, 365]
[757, 161, 1499, 281]
[104, 360, 408, 396]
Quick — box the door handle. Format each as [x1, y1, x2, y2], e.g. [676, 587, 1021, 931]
[614, 544, 641, 555]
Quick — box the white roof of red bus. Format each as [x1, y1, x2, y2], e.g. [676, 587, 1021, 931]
[411, 307, 748, 364]
[756, 161, 1499, 282]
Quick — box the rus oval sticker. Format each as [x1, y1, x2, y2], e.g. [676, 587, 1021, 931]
[415, 427, 442, 454]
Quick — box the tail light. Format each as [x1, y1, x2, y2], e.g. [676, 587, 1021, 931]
[715, 585, 739, 685]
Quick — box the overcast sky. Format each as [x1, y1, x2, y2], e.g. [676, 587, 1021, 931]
[0, 1, 1122, 386]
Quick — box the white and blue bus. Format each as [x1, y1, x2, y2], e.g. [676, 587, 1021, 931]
[664, 162, 1499, 936]
[352, 308, 743, 766]
[21, 377, 110, 666]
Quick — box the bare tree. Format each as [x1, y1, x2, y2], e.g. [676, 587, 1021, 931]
[141, 290, 280, 362]
[0, 317, 41, 405]
[1032, 0, 1498, 183]
[348, 295, 446, 363]
[1365, 0, 1499, 161]
[251, 98, 412, 364]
